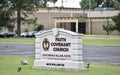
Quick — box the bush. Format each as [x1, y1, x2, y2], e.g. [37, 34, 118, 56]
[112, 13, 120, 34]
[7, 24, 14, 32]
[103, 24, 115, 35]
[33, 23, 44, 31]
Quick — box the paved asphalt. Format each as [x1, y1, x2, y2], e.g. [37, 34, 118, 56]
[0, 44, 120, 65]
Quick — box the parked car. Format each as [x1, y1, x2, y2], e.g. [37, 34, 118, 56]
[27, 31, 37, 37]
[0, 31, 16, 38]
[20, 32, 28, 37]
[0, 33, 3, 37]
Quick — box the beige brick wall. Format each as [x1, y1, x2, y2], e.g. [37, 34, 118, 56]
[9, 8, 119, 35]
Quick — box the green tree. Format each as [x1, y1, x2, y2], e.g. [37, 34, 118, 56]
[80, 0, 119, 10]
[33, 23, 44, 31]
[112, 13, 120, 34]
[114, 0, 120, 10]
[0, 9, 14, 29]
[103, 24, 115, 35]
[0, 0, 40, 35]
[0, 1, 14, 28]
[102, 0, 115, 8]
[7, 24, 14, 32]
[50, 0, 58, 6]
[1, 0, 52, 36]
[40, 0, 51, 7]
[40, 0, 58, 7]
[95, 0, 104, 7]
[8, 0, 43, 36]
[80, 0, 97, 10]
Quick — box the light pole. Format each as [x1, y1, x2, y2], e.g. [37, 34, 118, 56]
[46, 4, 51, 30]
[61, 0, 63, 7]
[88, 0, 91, 34]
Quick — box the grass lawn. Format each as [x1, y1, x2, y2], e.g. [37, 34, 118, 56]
[0, 35, 120, 46]
[0, 55, 120, 75]
[83, 35, 120, 46]
[0, 38, 35, 44]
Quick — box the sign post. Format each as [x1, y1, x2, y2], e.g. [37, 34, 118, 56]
[33, 28, 84, 71]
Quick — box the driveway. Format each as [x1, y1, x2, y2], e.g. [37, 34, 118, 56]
[0, 44, 120, 65]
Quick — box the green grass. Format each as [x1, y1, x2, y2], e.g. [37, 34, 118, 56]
[0, 38, 35, 44]
[0, 55, 120, 75]
[0, 35, 120, 46]
[83, 35, 120, 46]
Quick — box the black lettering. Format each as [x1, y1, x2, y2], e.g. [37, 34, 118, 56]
[46, 63, 64, 66]
[55, 38, 66, 41]
[53, 47, 69, 52]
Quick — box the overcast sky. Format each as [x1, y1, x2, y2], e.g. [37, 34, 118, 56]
[48, 0, 81, 8]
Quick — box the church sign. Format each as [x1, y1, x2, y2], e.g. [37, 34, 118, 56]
[34, 28, 84, 70]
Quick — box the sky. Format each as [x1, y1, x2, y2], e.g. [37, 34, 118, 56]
[48, 0, 81, 8]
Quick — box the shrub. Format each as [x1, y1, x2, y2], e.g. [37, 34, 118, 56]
[33, 23, 44, 31]
[103, 24, 115, 35]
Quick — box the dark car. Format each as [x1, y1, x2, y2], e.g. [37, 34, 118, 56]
[27, 31, 37, 37]
[0, 31, 16, 38]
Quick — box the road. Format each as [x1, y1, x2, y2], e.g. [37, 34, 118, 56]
[0, 44, 35, 57]
[0, 44, 120, 65]
[83, 46, 120, 65]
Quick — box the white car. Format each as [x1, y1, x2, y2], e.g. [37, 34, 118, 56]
[21, 32, 28, 37]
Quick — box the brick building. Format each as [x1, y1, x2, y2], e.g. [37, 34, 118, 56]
[2, 7, 119, 34]
[32, 8, 119, 34]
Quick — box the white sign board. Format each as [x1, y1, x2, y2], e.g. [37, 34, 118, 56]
[34, 28, 84, 71]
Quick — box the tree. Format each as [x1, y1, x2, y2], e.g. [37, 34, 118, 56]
[80, 0, 97, 10]
[102, 0, 115, 8]
[0, 0, 40, 35]
[103, 24, 115, 35]
[40, 0, 51, 7]
[95, 0, 104, 7]
[0, 10, 9, 27]
[114, 0, 120, 10]
[80, 0, 119, 10]
[7, 24, 14, 32]
[33, 23, 44, 31]
[0, 9, 14, 29]
[112, 13, 120, 34]
[7, 0, 43, 36]
[0, 1, 14, 28]
[50, 0, 57, 6]
[40, 0, 58, 7]
[0, 0, 53, 36]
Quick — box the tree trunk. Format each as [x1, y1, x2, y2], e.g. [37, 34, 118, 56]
[107, 31, 109, 35]
[17, 9, 21, 37]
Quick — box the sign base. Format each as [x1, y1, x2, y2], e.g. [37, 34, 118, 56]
[34, 60, 84, 71]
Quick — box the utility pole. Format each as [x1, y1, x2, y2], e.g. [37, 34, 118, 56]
[66, 0, 67, 7]
[88, 0, 91, 34]
[61, 0, 63, 7]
